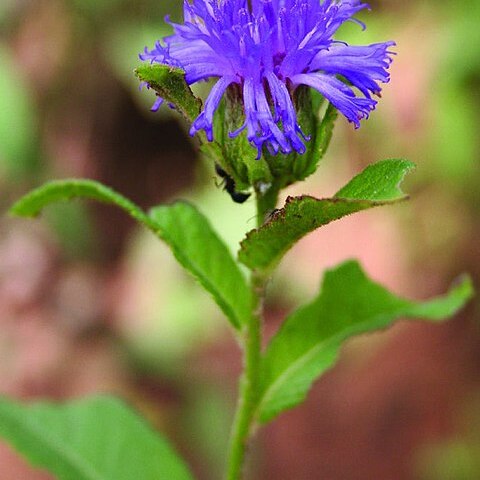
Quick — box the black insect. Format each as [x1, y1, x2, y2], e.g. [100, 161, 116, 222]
[215, 164, 251, 204]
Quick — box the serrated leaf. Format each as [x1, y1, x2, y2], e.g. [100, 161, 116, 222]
[0, 395, 193, 480]
[257, 260, 474, 423]
[238, 159, 414, 272]
[10, 180, 250, 329]
[135, 64, 202, 123]
[149, 202, 251, 329]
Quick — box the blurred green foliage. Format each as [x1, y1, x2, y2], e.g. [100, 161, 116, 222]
[417, 394, 480, 480]
[0, 46, 38, 180]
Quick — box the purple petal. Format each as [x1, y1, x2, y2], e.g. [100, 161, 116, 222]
[292, 72, 376, 128]
[190, 75, 237, 141]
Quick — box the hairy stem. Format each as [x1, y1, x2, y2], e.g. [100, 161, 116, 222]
[225, 188, 278, 480]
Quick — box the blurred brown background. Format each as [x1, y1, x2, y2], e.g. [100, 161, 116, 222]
[0, 0, 479, 479]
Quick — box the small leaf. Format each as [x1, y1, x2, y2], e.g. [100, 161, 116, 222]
[0, 395, 194, 480]
[135, 64, 202, 123]
[11, 180, 250, 329]
[134, 64, 226, 169]
[149, 202, 251, 329]
[257, 261, 474, 423]
[334, 158, 413, 201]
[238, 159, 414, 272]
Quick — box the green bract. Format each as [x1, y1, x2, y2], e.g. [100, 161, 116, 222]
[134, 64, 338, 194]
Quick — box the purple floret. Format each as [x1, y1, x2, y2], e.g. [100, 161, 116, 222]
[140, 0, 395, 157]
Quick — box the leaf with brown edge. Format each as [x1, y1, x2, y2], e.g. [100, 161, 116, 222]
[238, 159, 415, 273]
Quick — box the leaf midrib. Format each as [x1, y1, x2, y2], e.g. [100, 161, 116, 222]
[256, 308, 409, 420]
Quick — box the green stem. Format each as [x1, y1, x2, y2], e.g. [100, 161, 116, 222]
[225, 187, 278, 480]
[255, 184, 280, 227]
[225, 281, 262, 480]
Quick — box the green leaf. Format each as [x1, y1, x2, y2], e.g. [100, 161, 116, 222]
[238, 159, 414, 272]
[134, 64, 223, 168]
[134, 64, 202, 123]
[10, 179, 151, 227]
[257, 260, 474, 423]
[149, 202, 251, 330]
[10, 179, 152, 226]
[334, 158, 413, 200]
[0, 395, 193, 480]
[10, 180, 250, 330]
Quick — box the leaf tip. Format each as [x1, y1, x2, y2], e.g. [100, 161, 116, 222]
[8, 200, 37, 219]
[396, 158, 416, 185]
[452, 273, 475, 301]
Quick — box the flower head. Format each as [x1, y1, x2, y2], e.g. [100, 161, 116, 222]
[140, 0, 394, 157]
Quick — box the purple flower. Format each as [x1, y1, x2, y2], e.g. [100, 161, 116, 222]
[140, 0, 394, 157]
